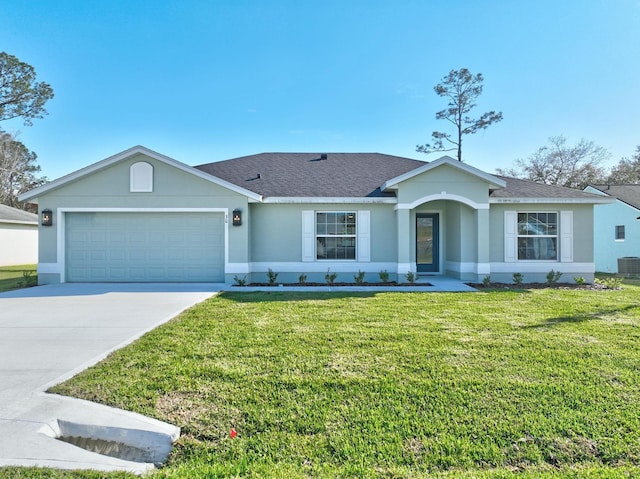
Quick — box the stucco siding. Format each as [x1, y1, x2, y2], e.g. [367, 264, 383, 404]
[397, 164, 491, 206]
[588, 199, 640, 272]
[488, 203, 594, 282]
[0, 223, 38, 266]
[34, 153, 250, 283]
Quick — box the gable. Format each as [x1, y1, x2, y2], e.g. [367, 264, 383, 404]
[19, 146, 261, 204]
[385, 158, 504, 207]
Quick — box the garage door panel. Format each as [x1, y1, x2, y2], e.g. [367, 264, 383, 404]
[66, 212, 225, 282]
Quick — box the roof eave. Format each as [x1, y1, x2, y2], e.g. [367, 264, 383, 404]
[261, 197, 397, 204]
[490, 197, 615, 204]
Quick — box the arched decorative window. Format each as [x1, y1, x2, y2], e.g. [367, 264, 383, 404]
[130, 161, 153, 192]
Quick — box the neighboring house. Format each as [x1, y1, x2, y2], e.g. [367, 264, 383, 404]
[0, 204, 38, 266]
[18, 146, 611, 285]
[584, 184, 640, 273]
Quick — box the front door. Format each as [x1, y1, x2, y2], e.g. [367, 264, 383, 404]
[416, 213, 439, 273]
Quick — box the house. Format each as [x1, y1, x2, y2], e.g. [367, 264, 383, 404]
[18, 146, 611, 285]
[0, 204, 38, 266]
[584, 184, 640, 273]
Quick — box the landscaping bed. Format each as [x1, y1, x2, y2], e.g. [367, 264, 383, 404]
[244, 281, 432, 287]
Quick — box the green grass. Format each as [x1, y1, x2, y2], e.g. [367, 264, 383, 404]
[6, 286, 640, 478]
[0, 264, 37, 292]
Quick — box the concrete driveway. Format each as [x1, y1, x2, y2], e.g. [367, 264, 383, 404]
[0, 283, 221, 474]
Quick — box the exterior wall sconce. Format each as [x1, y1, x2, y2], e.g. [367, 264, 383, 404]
[232, 209, 242, 226]
[41, 208, 53, 226]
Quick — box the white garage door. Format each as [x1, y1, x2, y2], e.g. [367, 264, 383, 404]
[65, 212, 225, 282]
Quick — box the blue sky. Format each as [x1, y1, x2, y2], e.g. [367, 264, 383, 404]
[2, 0, 639, 180]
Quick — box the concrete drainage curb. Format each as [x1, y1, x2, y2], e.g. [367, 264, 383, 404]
[39, 418, 178, 473]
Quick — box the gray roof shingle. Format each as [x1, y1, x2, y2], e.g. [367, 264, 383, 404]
[588, 184, 640, 210]
[492, 176, 605, 199]
[195, 152, 607, 201]
[0, 204, 38, 224]
[195, 153, 426, 197]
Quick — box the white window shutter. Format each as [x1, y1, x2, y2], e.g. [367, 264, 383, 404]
[302, 210, 315, 262]
[504, 211, 517, 262]
[560, 210, 573, 262]
[357, 210, 371, 262]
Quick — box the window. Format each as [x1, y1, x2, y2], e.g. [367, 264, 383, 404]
[130, 162, 153, 192]
[615, 225, 625, 241]
[517, 212, 557, 260]
[316, 212, 356, 260]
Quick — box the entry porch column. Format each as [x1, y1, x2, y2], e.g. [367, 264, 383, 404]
[396, 207, 412, 276]
[476, 207, 490, 278]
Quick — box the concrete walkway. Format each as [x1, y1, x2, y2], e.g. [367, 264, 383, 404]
[0, 278, 474, 475]
[0, 283, 221, 474]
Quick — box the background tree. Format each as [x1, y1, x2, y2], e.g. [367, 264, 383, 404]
[416, 68, 503, 162]
[496, 136, 609, 189]
[0, 131, 46, 209]
[606, 146, 640, 184]
[0, 51, 54, 125]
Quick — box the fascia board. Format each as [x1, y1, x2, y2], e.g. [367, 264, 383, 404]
[261, 197, 397, 204]
[490, 197, 615, 204]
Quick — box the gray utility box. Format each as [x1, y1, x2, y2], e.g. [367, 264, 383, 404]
[618, 257, 640, 275]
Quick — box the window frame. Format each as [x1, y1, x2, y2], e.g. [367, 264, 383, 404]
[615, 225, 625, 241]
[315, 211, 357, 261]
[516, 211, 559, 261]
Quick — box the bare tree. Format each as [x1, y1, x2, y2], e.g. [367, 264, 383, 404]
[416, 68, 503, 161]
[0, 131, 46, 208]
[496, 136, 610, 189]
[607, 146, 640, 184]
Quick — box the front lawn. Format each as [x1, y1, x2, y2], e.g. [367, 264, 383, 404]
[8, 287, 640, 478]
[0, 264, 37, 292]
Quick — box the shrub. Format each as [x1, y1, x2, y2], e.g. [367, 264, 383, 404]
[233, 275, 247, 286]
[595, 276, 623, 290]
[379, 270, 390, 283]
[298, 273, 307, 284]
[405, 271, 416, 283]
[482, 275, 491, 287]
[354, 270, 365, 284]
[512, 272, 523, 285]
[546, 270, 562, 286]
[19, 270, 37, 288]
[266, 268, 278, 285]
[325, 269, 337, 284]
[573, 276, 585, 285]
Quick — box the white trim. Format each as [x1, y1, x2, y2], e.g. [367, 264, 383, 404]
[130, 161, 154, 192]
[490, 262, 594, 273]
[57, 208, 228, 283]
[504, 211, 517, 263]
[491, 197, 613, 204]
[226, 263, 250, 274]
[263, 197, 396, 204]
[250, 261, 397, 273]
[382, 155, 506, 191]
[398, 192, 489, 210]
[357, 210, 370, 262]
[0, 219, 37, 226]
[18, 145, 262, 203]
[445, 261, 490, 275]
[560, 210, 573, 263]
[37, 262, 60, 275]
[397, 262, 415, 275]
